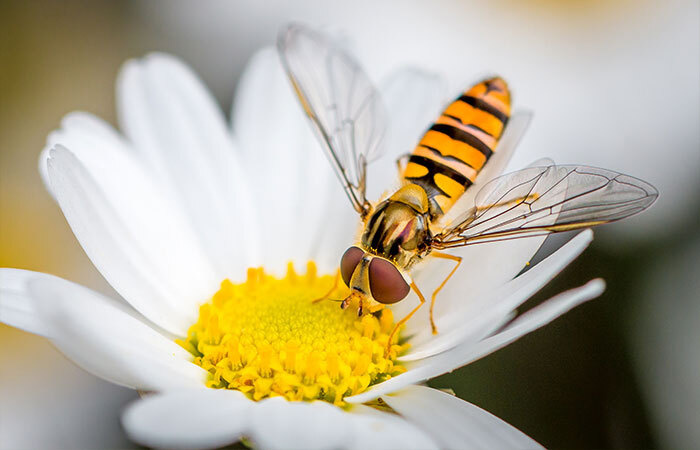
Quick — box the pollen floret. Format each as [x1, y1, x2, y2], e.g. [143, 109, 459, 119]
[178, 262, 407, 405]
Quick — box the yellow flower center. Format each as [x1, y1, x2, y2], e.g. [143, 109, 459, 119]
[178, 262, 406, 405]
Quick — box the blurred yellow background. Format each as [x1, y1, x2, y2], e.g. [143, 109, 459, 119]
[1, 1, 698, 448]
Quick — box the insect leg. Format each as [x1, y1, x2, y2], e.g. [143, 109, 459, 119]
[312, 269, 340, 304]
[386, 281, 426, 356]
[428, 252, 463, 334]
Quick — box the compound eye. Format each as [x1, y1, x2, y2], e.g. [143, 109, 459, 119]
[369, 258, 410, 304]
[340, 247, 364, 286]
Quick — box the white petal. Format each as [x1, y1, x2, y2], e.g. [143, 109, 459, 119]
[47, 146, 213, 335]
[42, 113, 221, 331]
[3, 269, 206, 391]
[39, 111, 131, 198]
[349, 404, 439, 450]
[380, 68, 447, 157]
[383, 386, 543, 450]
[402, 230, 593, 360]
[232, 47, 355, 274]
[347, 279, 605, 403]
[117, 53, 260, 280]
[122, 389, 251, 450]
[247, 397, 354, 450]
[0, 268, 59, 337]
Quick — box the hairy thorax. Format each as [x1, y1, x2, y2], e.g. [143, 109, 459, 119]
[360, 185, 433, 271]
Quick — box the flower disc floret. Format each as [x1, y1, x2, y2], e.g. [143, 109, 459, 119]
[178, 262, 407, 404]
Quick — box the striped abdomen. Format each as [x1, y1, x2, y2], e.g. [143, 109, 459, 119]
[402, 77, 511, 217]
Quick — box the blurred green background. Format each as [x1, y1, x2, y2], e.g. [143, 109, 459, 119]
[1, 1, 698, 448]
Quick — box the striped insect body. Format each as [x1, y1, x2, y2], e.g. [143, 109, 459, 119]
[404, 77, 511, 217]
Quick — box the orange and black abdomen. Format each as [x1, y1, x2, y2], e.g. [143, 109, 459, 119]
[402, 77, 511, 216]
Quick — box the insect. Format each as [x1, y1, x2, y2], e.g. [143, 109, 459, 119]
[278, 24, 658, 350]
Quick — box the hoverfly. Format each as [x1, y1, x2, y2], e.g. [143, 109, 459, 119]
[277, 24, 657, 351]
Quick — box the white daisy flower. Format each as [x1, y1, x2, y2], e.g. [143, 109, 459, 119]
[0, 44, 607, 450]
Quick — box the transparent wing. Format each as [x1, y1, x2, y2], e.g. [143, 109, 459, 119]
[434, 165, 658, 247]
[278, 24, 388, 216]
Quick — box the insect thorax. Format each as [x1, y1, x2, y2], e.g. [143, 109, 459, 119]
[361, 187, 432, 271]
